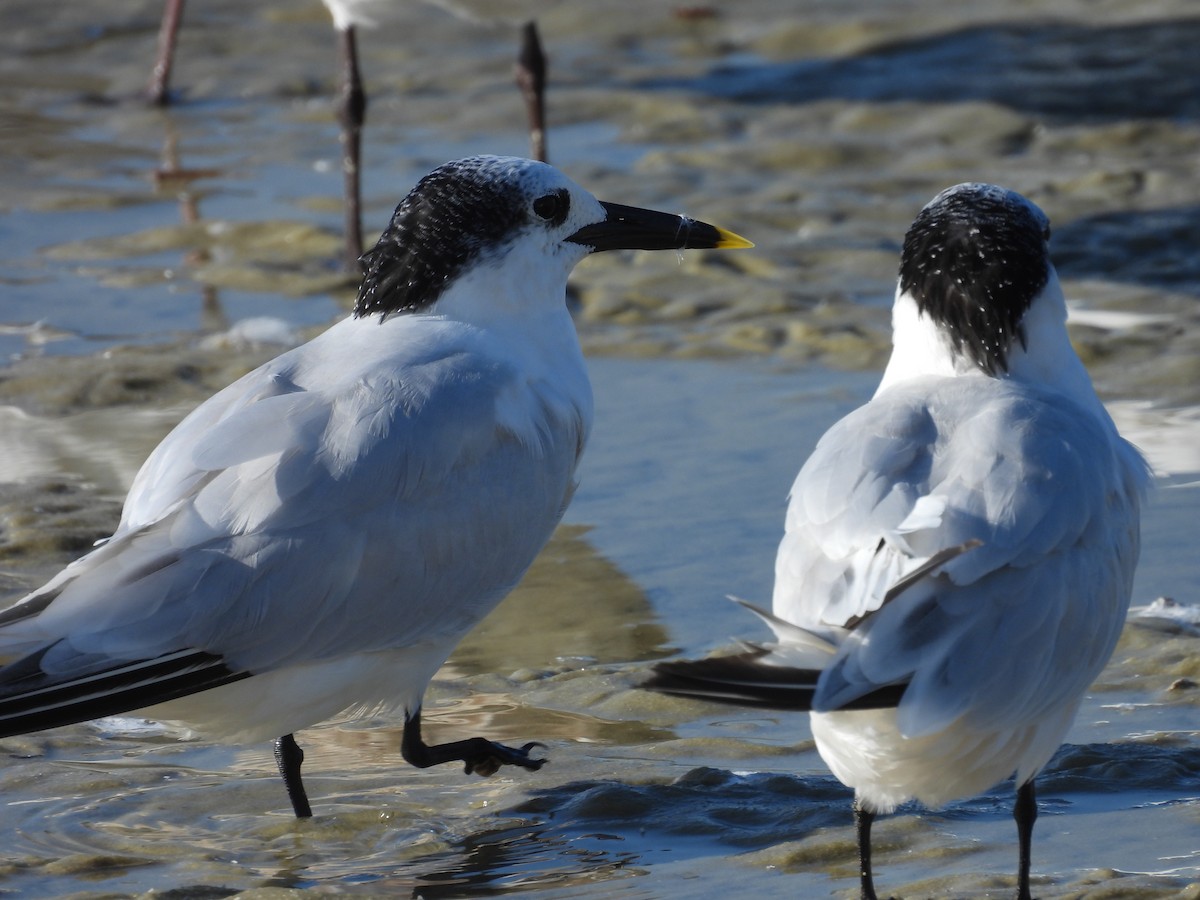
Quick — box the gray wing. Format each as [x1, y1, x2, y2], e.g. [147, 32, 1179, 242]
[773, 375, 1149, 738]
[0, 320, 589, 714]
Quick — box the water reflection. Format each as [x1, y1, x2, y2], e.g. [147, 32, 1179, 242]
[153, 122, 229, 335]
[455, 524, 672, 674]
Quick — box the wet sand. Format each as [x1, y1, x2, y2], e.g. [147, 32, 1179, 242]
[1, 0, 1198, 897]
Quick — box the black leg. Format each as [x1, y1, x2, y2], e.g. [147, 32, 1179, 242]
[335, 25, 367, 274]
[148, 0, 187, 104]
[514, 21, 548, 163]
[854, 796, 878, 900]
[401, 708, 547, 777]
[274, 733, 313, 818]
[1014, 779, 1037, 900]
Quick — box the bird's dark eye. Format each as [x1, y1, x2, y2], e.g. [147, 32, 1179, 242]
[532, 190, 569, 225]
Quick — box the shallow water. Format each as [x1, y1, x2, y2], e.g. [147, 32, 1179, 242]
[1, 0, 1198, 897]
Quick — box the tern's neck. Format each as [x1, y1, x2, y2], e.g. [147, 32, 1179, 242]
[426, 249, 593, 435]
[433, 244, 580, 336]
[874, 289, 964, 394]
[875, 269, 1109, 420]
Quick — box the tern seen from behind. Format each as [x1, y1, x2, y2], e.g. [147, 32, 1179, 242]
[0, 155, 751, 818]
[647, 183, 1148, 899]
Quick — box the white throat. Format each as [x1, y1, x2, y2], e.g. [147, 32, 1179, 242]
[432, 238, 584, 329]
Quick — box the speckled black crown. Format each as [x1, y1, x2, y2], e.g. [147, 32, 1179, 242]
[899, 184, 1051, 375]
[355, 158, 529, 319]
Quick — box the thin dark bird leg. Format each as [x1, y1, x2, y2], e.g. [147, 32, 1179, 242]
[148, 0, 187, 104]
[1014, 779, 1038, 900]
[336, 25, 367, 274]
[514, 21, 548, 163]
[855, 796, 879, 900]
[274, 733, 313, 818]
[401, 708, 547, 777]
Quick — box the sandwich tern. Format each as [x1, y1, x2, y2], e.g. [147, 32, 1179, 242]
[647, 182, 1149, 899]
[0, 154, 751, 818]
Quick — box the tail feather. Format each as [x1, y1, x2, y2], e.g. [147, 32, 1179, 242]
[646, 648, 820, 709]
[0, 645, 250, 738]
[645, 649, 906, 711]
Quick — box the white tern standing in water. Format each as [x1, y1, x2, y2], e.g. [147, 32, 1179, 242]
[647, 183, 1148, 900]
[0, 155, 752, 817]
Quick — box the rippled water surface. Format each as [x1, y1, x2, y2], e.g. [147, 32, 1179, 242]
[1, 0, 1198, 897]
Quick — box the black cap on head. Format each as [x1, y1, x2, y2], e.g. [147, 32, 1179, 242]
[353, 155, 752, 321]
[899, 183, 1051, 376]
[355, 157, 532, 319]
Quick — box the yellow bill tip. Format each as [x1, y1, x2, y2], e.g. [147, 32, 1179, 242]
[714, 227, 754, 250]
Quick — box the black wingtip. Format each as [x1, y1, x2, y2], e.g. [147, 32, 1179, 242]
[645, 653, 908, 712]
[644, 652, 822, 711]
[0, 647, 250, 739]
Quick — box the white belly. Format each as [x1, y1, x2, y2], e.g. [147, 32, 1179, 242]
[811, 702, 1080, 813]
[137, 642, 452, 744]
